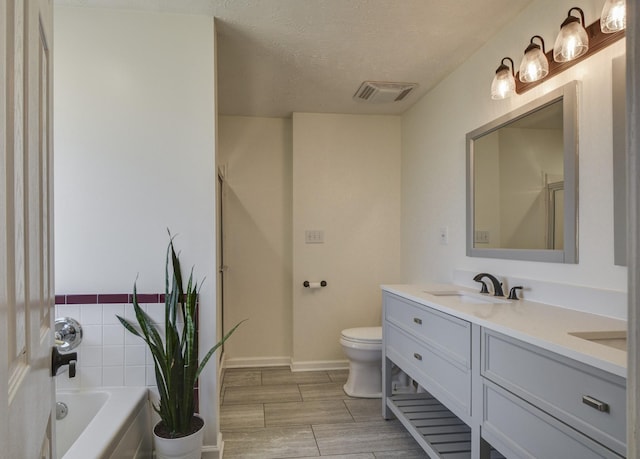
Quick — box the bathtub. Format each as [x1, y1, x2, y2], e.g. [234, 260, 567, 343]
[56, 387, 152, 459]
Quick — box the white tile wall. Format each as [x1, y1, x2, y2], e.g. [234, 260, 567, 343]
[55, 303, 162, 389]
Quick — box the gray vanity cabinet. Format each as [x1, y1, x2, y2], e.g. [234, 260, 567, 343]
[481, 329, 626, 458]
[382, 292, 479, 458]
[382, 290, 627, 459]
[483, 381, 622, 459]
[385, 293, 471, 419]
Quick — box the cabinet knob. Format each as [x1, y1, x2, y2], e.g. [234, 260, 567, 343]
[413, 353, 422, 361]
[582, 395, 610, 413]
[413, 317, 422, 325]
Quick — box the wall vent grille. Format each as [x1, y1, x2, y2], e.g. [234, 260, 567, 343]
[353, 81, 418, 103]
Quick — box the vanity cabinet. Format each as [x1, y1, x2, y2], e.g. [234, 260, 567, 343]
[483, 380, 622, 459]
[383, 292, 479, 458]
[385, 293, 471, 419]
[482, 329, 626, 458]
[382, 289, 627, 459]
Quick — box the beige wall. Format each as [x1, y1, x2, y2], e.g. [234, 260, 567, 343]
[498, 127, 563, 249]
[292, 113, 402, 366]
[217, 116, 293, 364]
[219, 113, 402, 366]
[473, 130, 501, 248]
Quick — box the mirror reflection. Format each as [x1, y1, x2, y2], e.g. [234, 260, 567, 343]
[473, 100, 564, 250]
[466, 81, 578, 264]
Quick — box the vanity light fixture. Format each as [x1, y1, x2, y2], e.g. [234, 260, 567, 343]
[600, 0, 626, 33]
[518, 35, 549, 83]
[553, 7, 589, 62]
[490, 57, 516, 100]
[500, 2, 626, 98]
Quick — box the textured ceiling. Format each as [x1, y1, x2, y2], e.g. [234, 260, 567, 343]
[55, 0, 533, 117]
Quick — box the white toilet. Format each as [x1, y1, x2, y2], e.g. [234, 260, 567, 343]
[340, 326, 383, 398]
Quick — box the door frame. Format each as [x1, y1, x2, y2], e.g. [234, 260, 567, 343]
[627, 2, 640, 455]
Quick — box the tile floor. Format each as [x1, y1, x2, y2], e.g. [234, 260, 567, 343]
[220, 367, 430, 458]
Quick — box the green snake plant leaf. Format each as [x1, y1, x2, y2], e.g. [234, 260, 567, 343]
[118, 232, 244, 438]
[195, 319, 247, 382]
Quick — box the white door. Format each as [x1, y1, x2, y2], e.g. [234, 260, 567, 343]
[0, 0, 55, 458]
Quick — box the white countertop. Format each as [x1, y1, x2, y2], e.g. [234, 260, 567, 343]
[382, 284, 627, 378]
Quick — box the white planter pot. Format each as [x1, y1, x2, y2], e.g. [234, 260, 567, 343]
[153, 416, 204, 459]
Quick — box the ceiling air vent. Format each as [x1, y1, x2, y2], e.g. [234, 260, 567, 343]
[353, 81, 418, 103]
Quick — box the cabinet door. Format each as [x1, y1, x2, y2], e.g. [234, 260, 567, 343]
[386, 323, 471, 419]
[385, 293, 471, 368]
[482, 329, 626, 455]
[483, 382, 623, 459]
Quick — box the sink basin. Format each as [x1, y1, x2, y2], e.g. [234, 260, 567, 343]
[423, 290, 508, 304]
[568, 330, 627, 351]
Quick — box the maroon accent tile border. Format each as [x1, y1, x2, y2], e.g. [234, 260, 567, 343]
[130, 293, 160, 303]
[98, 293, 130, 304]
[56, 293, 166, 304]
[66, 294, 98, 304]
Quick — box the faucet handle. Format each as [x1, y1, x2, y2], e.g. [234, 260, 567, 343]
[508, 286, 523, 300]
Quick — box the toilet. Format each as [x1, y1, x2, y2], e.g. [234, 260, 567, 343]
[340, 326, 383, 398]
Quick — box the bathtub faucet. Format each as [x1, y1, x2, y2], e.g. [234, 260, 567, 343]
[51, 347, 77, 378]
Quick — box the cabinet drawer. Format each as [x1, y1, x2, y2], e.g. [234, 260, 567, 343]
[482, 329, 626, 455]
[385, 323, 471, 418]
[483, 382, 622, 459]
[384, 293, 470, 368]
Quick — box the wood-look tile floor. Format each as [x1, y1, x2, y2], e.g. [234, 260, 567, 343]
[220, 367, 429, 458]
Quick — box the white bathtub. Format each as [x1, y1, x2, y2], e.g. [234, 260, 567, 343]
[56, 387, 152, 459]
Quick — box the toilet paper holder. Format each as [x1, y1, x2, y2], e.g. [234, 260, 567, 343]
[303, 280, 327, 288]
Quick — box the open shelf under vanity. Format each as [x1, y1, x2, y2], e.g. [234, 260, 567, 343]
[387, 393, 505, 459]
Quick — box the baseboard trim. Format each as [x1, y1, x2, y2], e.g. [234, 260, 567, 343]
[222, 356, 349, 372]
[223, 356, 292, 369]
[201, 433, 223, 459]
[291, 359, 349, 372]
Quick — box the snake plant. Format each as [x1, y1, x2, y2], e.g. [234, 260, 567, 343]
[117, 233, 243, 438]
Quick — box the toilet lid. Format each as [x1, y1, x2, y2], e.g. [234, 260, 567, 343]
[341, 326, 382, 342]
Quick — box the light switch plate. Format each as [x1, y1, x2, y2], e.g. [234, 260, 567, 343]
[305, 230, 324, 244]
[475, 230, 490, 244]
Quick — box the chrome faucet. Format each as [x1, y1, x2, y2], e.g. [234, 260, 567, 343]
[473, 273, 504, 297]
[55, 317, 83, 352]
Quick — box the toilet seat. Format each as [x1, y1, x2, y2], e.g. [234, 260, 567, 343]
[340, 327, 382, 349]
[341, 326, 381, 342]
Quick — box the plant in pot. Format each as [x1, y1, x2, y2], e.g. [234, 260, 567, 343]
[117, 234, 243, 459]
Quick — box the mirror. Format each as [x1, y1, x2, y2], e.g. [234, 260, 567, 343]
[466, 81, 578, 263]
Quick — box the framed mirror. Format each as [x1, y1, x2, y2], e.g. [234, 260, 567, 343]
[466, 81, 578, 263]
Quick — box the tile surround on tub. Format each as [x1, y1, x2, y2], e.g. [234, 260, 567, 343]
[54, 292, 166, 390]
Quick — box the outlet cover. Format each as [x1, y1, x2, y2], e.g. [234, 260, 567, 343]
[439, 227, 448, 245]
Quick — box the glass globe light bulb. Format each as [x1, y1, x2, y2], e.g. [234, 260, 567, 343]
[601, 0, 626, 33]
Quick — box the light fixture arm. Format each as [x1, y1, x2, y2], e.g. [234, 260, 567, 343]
[527, 35, 546, 54]
[564, 7, 586, 27]
[496, 57, 515, 75]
